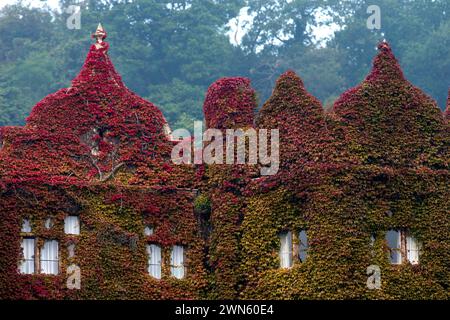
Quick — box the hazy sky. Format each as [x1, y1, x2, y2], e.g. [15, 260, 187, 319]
[1, 0, 60, 9]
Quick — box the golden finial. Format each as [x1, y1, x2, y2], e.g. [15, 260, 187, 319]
[92, 23, 107, 49]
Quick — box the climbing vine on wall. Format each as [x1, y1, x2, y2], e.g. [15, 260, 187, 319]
[0, 39, 448, 300]
[0, 34, 206, 300]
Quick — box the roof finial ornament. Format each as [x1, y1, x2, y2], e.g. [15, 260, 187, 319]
[378, 40, 390, 52]
[92, 23, 107, 50]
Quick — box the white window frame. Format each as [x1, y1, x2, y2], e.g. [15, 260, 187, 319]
[170, 245, 186, 279]
[44, 217, 53, 230]
[147, 244, 162, 279]
[64, 216, 80, 235]
[279, 231, 293, 269]
[19, 218, 65, 276]
[406, 233, 421, 265]
[298, 230, 308, 263]
[40, 240, 59, 275]
[144, 226, 154, 236]
[19, 238, 35, 274]
[386, 230, 402, 264]
[386, 230, 422, 265]
[21, 219, 32, 233]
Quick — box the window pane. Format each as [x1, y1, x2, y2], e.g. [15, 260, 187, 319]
[386, 230, 401, 264]
[21, 219, 32, 233]
[45, 218, 53, 229]
[64, 216, 80, 235]
[171, 245, 185, 279]
[406, 234, 420, 265]
[67, 243, 76, 258]
[299, 230, 308, 262]
[144, 226, 154, 236]
[19, 238, 35, 274]
[41, 240, 59, 275]
[370, 234, 376, 247]
[279, 232, 292, 268]
[147, 244, 161, 279]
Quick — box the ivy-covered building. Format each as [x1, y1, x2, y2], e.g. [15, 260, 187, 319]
[0, 25, 207, 300]
[0, 26, 448, 300]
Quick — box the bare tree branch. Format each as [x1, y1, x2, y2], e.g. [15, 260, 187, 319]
[99, 162, 126, 182]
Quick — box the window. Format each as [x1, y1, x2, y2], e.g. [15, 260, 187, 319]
[19, 219, 65, 276]
[147, 244, 162, 279]
[19, 238, 35, 274]
[64, 216, 80, 235]
[144, 226, 154, 236]
[279, 232, 293, 269]
[171, 245, 185, 279]
[370, 234, 376, 247]
[298, 230, 308, 262]
[67, 243, 76, 258]
[44, 218, 53, 229]
[40, 240, 59, 275]
[406, 233, 421, 265]
[21, 219, 32, 233]
[386, 230, 402, 264]
[386, 230, 422, 265]
[369, 234, 377, 257]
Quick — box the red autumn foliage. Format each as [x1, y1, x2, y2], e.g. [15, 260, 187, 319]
[203, 77, 256, 130]
[331, 42, 445, 168]
[256, 70, 336, 193]
[0, 35, 448, 300]
[0, 33, 206, 299]
[1, 39, 176, 187]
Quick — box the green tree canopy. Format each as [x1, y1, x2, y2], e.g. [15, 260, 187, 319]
[0, 0, 448, 128]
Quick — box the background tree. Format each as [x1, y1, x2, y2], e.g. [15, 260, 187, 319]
[0, 0, 448, 129]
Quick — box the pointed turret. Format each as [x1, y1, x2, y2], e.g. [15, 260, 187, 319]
[332, 41, 444, 167]
[256, 70, 330, 180]
[27, 24, 166, 136]
[203, 77, 256, 129]
[366, 42, 405, 82]
[257, 70, 322, 122]
[3, 26, 171, 183]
